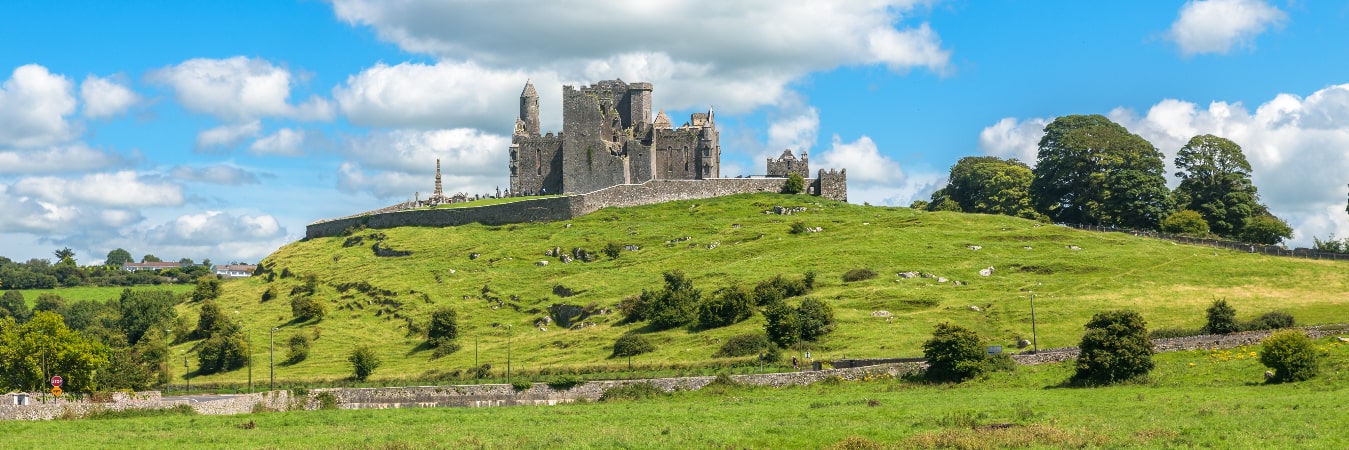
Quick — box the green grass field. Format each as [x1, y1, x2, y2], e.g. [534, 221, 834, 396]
[10, 337, 1349, 449]
[17, 284, 194, 306]
[170, 193, 1349, 386]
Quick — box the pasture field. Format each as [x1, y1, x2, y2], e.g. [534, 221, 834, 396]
[164, 193, 1349, 386]
[9, 337, 1349, 449]
[16, 284, 194, 306]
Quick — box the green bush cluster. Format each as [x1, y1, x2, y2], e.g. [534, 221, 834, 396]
[922, 322, 987, 382]
[1204, 299, 1240, 334]
[782, 173, 805, 194]
[286, 333, 311, 364]
[1259, 331, 1319, 383]
[612, 334, 656, 358]
[599, 382, 666, 402]
[696, 284, 753, 329]
[348, 345, 381, 381]
[713, 333, 777, 360]
[763, 297, 835, 347]
[291, 295, 326, 322]
[841, 268, 877, 282]
[1072, 310, 1154, 385]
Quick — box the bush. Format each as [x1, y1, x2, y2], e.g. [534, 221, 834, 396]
[197, 330, 249, 374]
[789, 221, 808, 234]
[783, 173, 805, 194]
[1246, 311, 1295, 331]
[922, 322, 986, 382]
[192, 300, 223, 340]
[430, 338, 461, 358]
[696, 284, 754, 328]
[984, 352, 1017, 373]
[797, 297, 835, 342]
[752, 283, 785, 307]
[763, 300, 800, 348]
[347, 345, 382, 381]
[599, 382, 666, 402]
[1260, 331, 1319, 383]
[803, 271, 816, 290]
[511, 380, 533, 391]
[603, 241, 623, 259]
[1241, 214, 1293, 245]
[714, 333, 775, 358]
[291, 296, 326, 322]
[632, 271, 700, 329]
[473, 363, 493, 379]
[191, 276, 222, 303]
[427, 306, 459, 341]
[315, 392, 338, 410]
[260, 286, 278, 303]
[612, 334, 656, 358]
[1072, 310, 1154, 385]
[546, 375, 583, 390]
[756, 274, 808, 298]
[286, 333, 311, 364]
[1161, 209, 1210, 235]
[841, 268, 877, 282]
[1203, 299, 1240, 334]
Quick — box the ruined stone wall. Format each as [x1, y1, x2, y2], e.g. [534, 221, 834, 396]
[651, 128, 700, 180]
[511, 134, 563, 196]
[577, 178, 790, 212]
[815, 168, 848, 202]
[767, 152, 810, 178]
[0, 390, 290, 420]
[562, 86, 628, 194]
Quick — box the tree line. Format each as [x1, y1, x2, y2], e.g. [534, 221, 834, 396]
[0, 247, 217, 290]
[918, 115, 1295, 245]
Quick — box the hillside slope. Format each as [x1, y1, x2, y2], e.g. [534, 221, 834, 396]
[181, 193, 1349, 384]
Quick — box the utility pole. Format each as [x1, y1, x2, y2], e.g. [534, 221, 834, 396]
[164, 329, 172, 391]
[1030, 293, 1039, 353]
[184, 355, 190, 393]
[474, 332, 479, 384]
[506, 325, 512, 384]
[269, 327, 278, 391]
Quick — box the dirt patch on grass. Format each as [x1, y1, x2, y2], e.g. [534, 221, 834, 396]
[901, 424, 1107, 449]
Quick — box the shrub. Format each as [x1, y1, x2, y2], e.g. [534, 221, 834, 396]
[1161, 209, 1209, 235]
[430, 339, 461, 358]
[315, 392, 338, 410]
[763, 300, 800, 348]
[599, 382, 666, 402]
[546, 375, 583, 390]
[803, 271, 816, 290]
[714, 333, 774, 358]
[984, 352, 1017, 373]
[286, 333, 311, 364]
[426, 306, 459, 341]
[260, 286, 278, 303]
[922, 322, 986, 382]
[1246, 311, 1295, 331]
[192, 300, 223, 340]
[1203, 299, 1240, 334]
[473, 363, 493, 379]
[347, 345, 382, 381]
[756, 274, 808, 298]
[633, 271, 700, 329]
[291, 296, 326, 322]
[789, 221, 807, 234]
[783, 172, 805, 194]
[617, 295, 642, 322]
[841, 268, 877, 282]
[797, 297, 835, 342]
[1260, 331, 1319, 383]
[196, 330, 249, 374]
[1072, 310, 1154, 385]
[697, 284, 754, 328]
[191, 276, 222, 303]
[612, 334, 656, 358]
[511, 380, 533, 391]
[752, 283, 785, 307]
[603, 241, 623, 259]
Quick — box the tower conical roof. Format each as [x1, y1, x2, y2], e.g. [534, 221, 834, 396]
[521, 79, 537, 97]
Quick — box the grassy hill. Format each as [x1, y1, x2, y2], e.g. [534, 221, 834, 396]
[178, 193, 1349, 385]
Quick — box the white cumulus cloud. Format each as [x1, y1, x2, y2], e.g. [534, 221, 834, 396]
[977, 117, 1051, 164]
[337, 128, 510, 199]
[1167, 0, 1286, 56]
[0, 143, 129, 174]
[10, 170, 184, 208]
[169, 164, 261, 185]
[335, 61, 554, 131]
[144, 210, 285, 247]
[196, 120, 262, 151]
[148, 56, 333, 122]
[79, 74, 140, 119]
[0, 64, 79, 148]
[249, 128, 308, 156]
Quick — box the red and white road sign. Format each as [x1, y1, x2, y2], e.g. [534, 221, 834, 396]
[51, 375, 62, 387]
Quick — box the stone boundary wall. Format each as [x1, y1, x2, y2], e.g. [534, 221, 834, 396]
[0, 391, 291, 421]
[305, 178, 794, 239]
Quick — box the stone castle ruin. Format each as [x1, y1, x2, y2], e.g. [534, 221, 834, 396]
[305, 79, 848, 239]
[510, 79, 721, 195]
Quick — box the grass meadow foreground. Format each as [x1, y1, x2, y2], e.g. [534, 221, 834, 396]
[9, 338, 1348, 449]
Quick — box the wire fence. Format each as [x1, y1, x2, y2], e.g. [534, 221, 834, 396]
[1061, 224, 1349, 261]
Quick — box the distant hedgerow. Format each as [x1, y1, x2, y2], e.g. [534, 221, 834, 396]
[842, 268, 877, 282]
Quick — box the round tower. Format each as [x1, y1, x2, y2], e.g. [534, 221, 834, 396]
[519, 80, 540, 136]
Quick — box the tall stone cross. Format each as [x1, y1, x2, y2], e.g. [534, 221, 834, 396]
[434, 159, 444, 197]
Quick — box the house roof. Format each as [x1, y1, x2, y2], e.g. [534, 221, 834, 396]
[124, 262, 181, 269]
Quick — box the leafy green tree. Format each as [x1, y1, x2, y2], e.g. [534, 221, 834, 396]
[426, 306, 459, 345]
[611, 334, 656, 358]
[141, 254, 161, 263]
[193, 300, 223, 340]
[61, 300, 108, 331]
[348, 345, 382, 381]
[178, 258, 194, 265]
[922, 322, 986, 382]
[762, 300, 800, 348]
[1030, 115, 1172, 229]
[291, 296, 327, 322]
[114, 288, 178, 345]
[929, 156, 1037, 219]
[1241, 214, 1293, 245]
[1161, 210, 1210, 235]
[1204, 299, 1239, 335]
[33, 293, 65, 314]
[191, 276, 221, 303]
[633, 271, 701, 330]
[1260, 331, 1319, 383]
[286, 333, 311, 364]
[0, 312, 109, 393]
[0, 290, 31, 323]
[53, 247, 76, 265]
[782, 173, 805, 194]
[908, 199, 929, 210]
[196, 326, 249, 374]
[796, 297, 835, 342]
[1173, 135, 1266, 238]
[1072, 310, 1154, 385]
[105, 248, 133, 267]
[697, 284, 754, 329]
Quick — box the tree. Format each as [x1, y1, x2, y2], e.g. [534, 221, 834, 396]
[762, 300, 800, 348]
[286, 333, 311, 364]
[1072, 310, 1154, 385]
[0, 290, 31, 323]
[1173, 135, 1266, 238]
[1241, 214, 1293, 245]
[193, 300, 223, 340]
[796, 297, 835, 342]
[696, 284, 754, 329]
[426, 306, 459, 346]
[53, 247, 76, 265]
[611, 334, 656, 358]
[633, 271, 700, 330]
[178, 258, 194, 265]
[191, 275, 222, 303]
[1203, 299, 1239, 335]
[1260, 331, 1319, 383]
[1161, 210, 1210, 235]
[141, 254, 161, 263]
[782, 173, 805, 194]
[928, 156, 1037, 219]
[1030, 115, 1172, 229]
[923, 322, 986, 382]
[196, 326, 249, 374]
[291, 296, 327, 322]
[114, 288, 178, 345]
[0, 312, 109, 393]
[105, 248, 133, 267]
[348, 345, 382, 381]
[32, 293, 65, 314]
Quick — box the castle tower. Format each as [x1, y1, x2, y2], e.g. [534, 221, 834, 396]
[627, 82, 653, 127]
[698, 107, 718, 179]
[519, 80, 540, 136]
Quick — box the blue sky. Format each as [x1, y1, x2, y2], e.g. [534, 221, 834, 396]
[2, 0, 1348, 265]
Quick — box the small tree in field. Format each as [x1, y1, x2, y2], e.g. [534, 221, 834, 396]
[1204, 299, 1239, 335]
[923, 322, 985, 382]
[783, 173, 805, 194]
[1260, 331, 1319, 383]
[286, 334, 311, 364]
[348, 345, 382, 381]
[1072, 310, 1154, 385]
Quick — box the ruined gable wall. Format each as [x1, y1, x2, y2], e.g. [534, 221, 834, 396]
[815, 168, 848, 202]
[561, 87, 628, 193]
[651, 128, 700, 180]
[511, 135, 563, 195]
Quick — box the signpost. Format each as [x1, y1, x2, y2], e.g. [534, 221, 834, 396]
[51, 375, 63, 387]
[51, 387, 62, 397]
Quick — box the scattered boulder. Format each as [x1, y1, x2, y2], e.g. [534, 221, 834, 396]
[559, 254, 574, 264]
[469, 253, 481, 260]
[535, 261, 549, 266]
[1066, 245, 1082, 251]
[967, 245, 982, 251]
[623, 245, 641, 251]
[731, 223, 741, 228]
[706, 241, 720, 250]
[898, 272, 919, 279]
[1016, 339, 1031, 349]
[978, 266, 994, 277]
[534, 316, 553, 328]
[871, 310, 893, 317]
[565, 223, 572, 228]
[1023, 246, 1033, 250]
[953, 280, 966, 286]
[768, 205, 808, 215]
[937, 277, 948, 283]
[969, 305, 981, 312]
